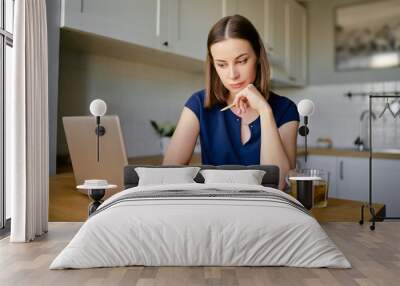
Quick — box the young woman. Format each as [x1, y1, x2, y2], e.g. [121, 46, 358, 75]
[162, 15, 299, 190]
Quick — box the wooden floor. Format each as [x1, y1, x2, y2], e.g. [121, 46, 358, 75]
[49, 171, 385, 223]
[1, 222, 400, 286]
[49, 172, 90, 222]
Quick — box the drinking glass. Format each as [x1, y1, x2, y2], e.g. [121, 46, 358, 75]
[286, 169, 330, 208]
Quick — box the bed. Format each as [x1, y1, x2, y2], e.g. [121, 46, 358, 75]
[50, 165, 351, 269]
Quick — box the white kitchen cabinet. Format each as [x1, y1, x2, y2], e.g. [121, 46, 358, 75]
[61, 0, 160, 50]
[372, 159, 400, 217]
[226, 0, 265, 38]
[302, 155, 369, 201]
[299, 153, 400, 215]
[336, 157, 400, 216]
[62, 0, 226, 62]
[264, 0, 287, 69]
[285, 0, 307, 86]
[264, 0, 307, 86]
[61, 0, 308, 85]
[229, 0, 307, 86]
[336, 157, 369, 202]
[165, 0, 226, 61]
[225, 0, 284, 64]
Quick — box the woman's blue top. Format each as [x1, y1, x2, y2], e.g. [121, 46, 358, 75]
[184, 89, 300, 165]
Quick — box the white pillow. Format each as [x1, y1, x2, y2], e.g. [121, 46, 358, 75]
[200, 169, 266, 185]
[135, 167, 201, 186]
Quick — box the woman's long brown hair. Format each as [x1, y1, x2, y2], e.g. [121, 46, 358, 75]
[205, 14, 271, 108]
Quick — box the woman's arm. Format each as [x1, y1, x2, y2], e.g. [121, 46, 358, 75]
[162, 107, 200, 165]
[259, 108, 298, 189]
[231, 85, 298, 190]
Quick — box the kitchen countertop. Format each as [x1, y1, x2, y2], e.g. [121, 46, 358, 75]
[297, 147, 400, 160]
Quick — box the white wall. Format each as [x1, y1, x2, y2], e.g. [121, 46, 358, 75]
[308, 0, 400, 85]
[58, 49, 204, 158]
[276, 81, 400, 150]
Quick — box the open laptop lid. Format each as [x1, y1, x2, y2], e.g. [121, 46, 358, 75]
[63, 115, 128, 197]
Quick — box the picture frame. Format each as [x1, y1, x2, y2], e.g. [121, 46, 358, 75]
[335, 0, 400, 71]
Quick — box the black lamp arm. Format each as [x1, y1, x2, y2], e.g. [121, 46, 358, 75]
[298, 116, 309, 162]
[94, 116, 106, 162]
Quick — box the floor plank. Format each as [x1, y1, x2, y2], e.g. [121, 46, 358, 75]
[1, 222, 400, 286]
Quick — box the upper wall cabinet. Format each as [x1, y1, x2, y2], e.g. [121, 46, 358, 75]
[61, 0, 226, 61]
[225, 0, 265, 36]
[61, 0, 160, 49]
[264, 0, 287, 69]
[285, 0, 307, 86]
[61, 0, 307, 86]
[165, 0, 225, 61]
[227, 0, 308, 87]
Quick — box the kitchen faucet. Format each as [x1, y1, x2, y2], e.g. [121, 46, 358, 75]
[354, 110, 376, 151]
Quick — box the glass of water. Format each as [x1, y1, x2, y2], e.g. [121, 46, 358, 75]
[286, 169, 330, 208]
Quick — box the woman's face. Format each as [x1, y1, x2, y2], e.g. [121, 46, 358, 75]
[210, 38, 258, 96]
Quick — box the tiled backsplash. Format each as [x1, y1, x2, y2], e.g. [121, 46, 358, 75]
[276, 81, 400, 150]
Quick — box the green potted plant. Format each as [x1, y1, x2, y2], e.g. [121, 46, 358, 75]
[150, 120, 176, 154]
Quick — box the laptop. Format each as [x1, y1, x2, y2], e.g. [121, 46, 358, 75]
[63, 115, 128, 197]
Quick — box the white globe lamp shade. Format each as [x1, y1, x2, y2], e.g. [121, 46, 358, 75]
[90, 99, 107, 116]
[297, 99, 315, 117]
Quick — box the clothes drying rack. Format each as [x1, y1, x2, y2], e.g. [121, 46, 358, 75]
[345, 91, 400, 230]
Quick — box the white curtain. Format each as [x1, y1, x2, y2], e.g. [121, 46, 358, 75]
[8, 0, 49, 242]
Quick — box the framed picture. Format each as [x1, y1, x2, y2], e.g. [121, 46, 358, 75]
[335, 0, 400, 71]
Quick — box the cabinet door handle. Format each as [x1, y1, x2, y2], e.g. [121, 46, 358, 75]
[163, 41, 169, 47]
[340, 161, 344, 180]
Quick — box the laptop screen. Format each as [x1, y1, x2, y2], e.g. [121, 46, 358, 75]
[62, 115, 128, 197]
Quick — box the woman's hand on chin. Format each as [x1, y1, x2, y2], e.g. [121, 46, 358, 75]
[232, 84, 271, 115]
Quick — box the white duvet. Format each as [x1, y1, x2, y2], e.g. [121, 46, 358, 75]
[50, 183, 351, 269]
